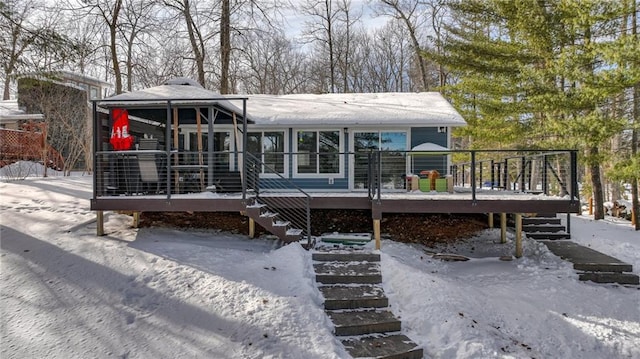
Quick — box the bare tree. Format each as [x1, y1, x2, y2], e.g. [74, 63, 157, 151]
[1, 0, 72, 99]
[164, 0, 210, 87]
[238, 28, 309, 94]
[377, 0, 431, 91]
[300, 0, 339, 92]
[119, 0, 159, 92]
[18, 77, 89, 175]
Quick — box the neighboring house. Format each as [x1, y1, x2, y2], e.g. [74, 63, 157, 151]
[16, 71, 110, 173]
[90, 79, 580, 246]
[0, 100, 63, 171]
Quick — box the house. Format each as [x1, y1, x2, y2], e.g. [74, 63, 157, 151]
[90, 79, 580, 250]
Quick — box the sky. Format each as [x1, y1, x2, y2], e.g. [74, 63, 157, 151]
[1, 163, 639, 359]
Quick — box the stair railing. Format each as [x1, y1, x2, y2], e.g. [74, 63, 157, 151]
[244, 152, 312, 246]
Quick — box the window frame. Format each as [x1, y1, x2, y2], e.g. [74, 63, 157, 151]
[293, 129, 343, 178]
[247, 129, 288, 178]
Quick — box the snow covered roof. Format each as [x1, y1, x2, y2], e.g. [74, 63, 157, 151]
[98, 83, 248, 119]
[0, 100, 44, 121]
[246, 92, 466, 127]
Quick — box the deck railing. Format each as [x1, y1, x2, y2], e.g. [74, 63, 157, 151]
[93, 148, 579, 206]
[244, 152, 312, 243]
[450, 150, 579, 202]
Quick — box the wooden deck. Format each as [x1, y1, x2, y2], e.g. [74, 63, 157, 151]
[90, 188, 580, 218]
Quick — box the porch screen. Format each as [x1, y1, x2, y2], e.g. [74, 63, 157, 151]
[296, 130, 339, 174]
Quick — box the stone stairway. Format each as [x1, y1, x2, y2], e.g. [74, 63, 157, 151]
[518, 215, 638, 285]
[521, 215, 571, 240]
[540, 240, 639, 286]
[312, 250, 423, 359]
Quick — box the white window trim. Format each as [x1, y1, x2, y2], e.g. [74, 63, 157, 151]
[248, 129, 289, 178]
[293, 129, 344, 178]
[348, 128, 409, 191]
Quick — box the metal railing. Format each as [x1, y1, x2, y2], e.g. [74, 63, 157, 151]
[94, 150, 242, 197]
[94, 148, 578, 206]
[244, 152, 312, 245]
[450, 150, 578, 202]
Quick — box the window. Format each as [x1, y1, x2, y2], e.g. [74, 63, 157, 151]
[296, 130, 340, 175]
[90, 86, 99, 100]
[248, 131, 285, 174]
[353, 131, 407, 189]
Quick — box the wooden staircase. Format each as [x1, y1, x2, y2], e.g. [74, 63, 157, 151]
[313, 250, 423, 359]
[244, 200, 303, 243]
[521, 215, 571, 240]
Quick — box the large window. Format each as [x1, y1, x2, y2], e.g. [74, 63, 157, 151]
[296, 130, 341, 175]
[248, 131, 285, 174]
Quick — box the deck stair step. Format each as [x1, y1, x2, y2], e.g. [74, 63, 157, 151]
[540, 240, 639, 285]
[313, 249, 423, 358]
[244, 203, 302, 244]
[522, 217, 561, 225]
[522, 224, 566, 233]
[328, 310, 401, 336]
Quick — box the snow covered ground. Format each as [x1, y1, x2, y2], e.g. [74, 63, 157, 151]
[1, 173, 639, 359]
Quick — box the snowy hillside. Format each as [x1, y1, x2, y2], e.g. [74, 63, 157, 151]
[1, 173, 639, 359]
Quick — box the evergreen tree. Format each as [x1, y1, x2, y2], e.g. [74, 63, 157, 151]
[437, 0, 640, 220]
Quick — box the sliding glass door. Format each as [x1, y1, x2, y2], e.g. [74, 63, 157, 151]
[352, 131, 407, 190]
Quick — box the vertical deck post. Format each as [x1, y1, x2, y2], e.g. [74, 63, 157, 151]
[500, 213, 507, 243]
[373, 219, 381, 250]
[520, 156, 526, 191]
[132, 212, 140, 228]
[488, 213, 494, 228]
[97, 211, 104, 236]
[566, 213, 571, 235]
[249, 217, 255, 238]
[515, 213, 523, 258]
[470, 151, 476, 202]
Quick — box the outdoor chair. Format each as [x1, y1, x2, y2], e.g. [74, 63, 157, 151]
[137, 138, 161, 193]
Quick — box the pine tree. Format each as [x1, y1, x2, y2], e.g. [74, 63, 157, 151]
[437, 0, 640, 220]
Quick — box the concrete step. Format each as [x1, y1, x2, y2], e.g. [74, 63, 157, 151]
[527, 232, 571, 240]
[313, 252, 380, 262]
[319, 285, 388, 310]
[579, 272, 640, 285]
[328, 310, 401, 336]
[342, 334, 423, 359]
[522, 217, 561, 225]
[314, 262, 382, 284]
[541, 240, 633, 273]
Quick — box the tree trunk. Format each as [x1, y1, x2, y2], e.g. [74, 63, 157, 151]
[110, 0, 123, 94]
[631, 0, 639, 230]
[589, 146, 605, 220]
[220, 0, 231, 94]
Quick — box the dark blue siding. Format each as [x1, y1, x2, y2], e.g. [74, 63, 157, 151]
[410, 127, 448, 175]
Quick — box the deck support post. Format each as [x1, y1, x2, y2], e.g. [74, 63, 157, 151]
[97, 211, 104, 236]
[132, 212, 140, 228]
[488, 213, 494, 228]
[515, 213, 523, 258]
[249, 217, 255, 238]
[373, 219, 381, 250]
[500, 213, 507, 243]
